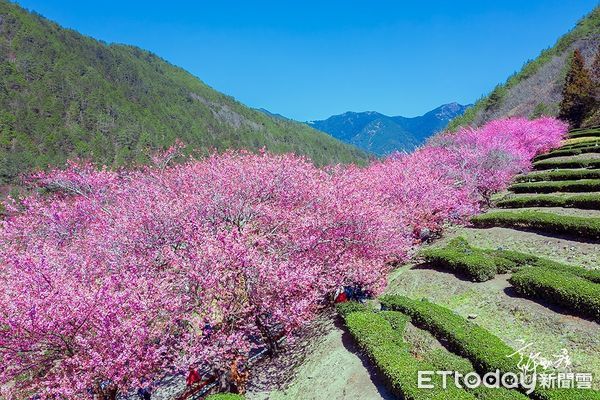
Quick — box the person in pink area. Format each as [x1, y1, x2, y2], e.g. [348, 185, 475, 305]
[186, 366, 203, 388]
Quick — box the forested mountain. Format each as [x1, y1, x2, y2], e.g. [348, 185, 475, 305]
[0, 1, 367, 184]
[309, 103, 469, 155]
[448, 6, 600, 130]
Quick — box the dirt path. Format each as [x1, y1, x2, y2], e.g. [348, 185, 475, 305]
[246, 312, 393, 400]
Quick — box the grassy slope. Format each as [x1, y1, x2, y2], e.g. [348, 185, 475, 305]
[385, 255, 600, 391]
[0, 1, 368, 184]
[447, 6, 600, 131]
[385, 131, 600, 393]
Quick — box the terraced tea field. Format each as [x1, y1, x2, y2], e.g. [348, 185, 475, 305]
[249, 127, 600, 399]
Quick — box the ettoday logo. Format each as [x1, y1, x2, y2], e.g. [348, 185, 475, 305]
[417, 340, 594, 393]
[418, 370, 537, 394]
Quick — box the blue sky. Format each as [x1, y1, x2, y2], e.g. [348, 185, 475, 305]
[15, 0, 598, 120]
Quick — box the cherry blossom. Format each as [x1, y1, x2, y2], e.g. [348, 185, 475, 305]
[0, 117, 567, 399]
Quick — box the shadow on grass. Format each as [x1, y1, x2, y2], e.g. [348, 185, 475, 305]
[336, 318, 396, 400]
[502, 286, 598, 325]
[246, 313, 335, 394]
[471, 225, 600, 245]
[411, 262, 484, 283]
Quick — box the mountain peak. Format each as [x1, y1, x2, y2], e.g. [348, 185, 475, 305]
[429, 103, 471, 121]
[309, 104, 469, 156]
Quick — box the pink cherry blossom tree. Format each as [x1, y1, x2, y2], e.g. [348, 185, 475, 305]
[0, 116, 567, 399]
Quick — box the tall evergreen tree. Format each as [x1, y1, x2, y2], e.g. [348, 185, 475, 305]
[559, 49, 595, 127]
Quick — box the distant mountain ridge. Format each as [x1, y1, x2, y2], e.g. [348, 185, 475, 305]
[0, 1, 367, 184]
[308, 103, 470, 155]
[255, 108, 291, 121]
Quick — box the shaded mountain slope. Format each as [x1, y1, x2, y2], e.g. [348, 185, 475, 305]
[309, 103, 468, 155]
[449, 6, 600, 130]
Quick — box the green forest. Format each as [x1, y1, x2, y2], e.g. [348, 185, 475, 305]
[0, 1, 367, 185]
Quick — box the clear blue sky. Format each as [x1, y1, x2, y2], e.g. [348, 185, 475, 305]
[14, 0, 598, 120]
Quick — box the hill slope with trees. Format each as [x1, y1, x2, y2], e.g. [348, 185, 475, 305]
[448, 6, 600, 130]
[0, 1, 367, 185]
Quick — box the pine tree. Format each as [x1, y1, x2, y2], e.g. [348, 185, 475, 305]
[558, 49, 595, 128]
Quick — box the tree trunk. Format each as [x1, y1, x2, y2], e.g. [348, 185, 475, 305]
[93, 384, 118, 400]
[255, 316, 279, 356]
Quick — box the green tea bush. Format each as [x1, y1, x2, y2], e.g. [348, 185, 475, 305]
[342, 310, 475, 399]
[534, 145, 600, 161]
[471, 210, 600, 240]
[509, 267, 600, 322]
[509, 179, 600, 193]
[420, 237, 600, 282]
[496, 194, 600, 210]
[419, 237, 499, 281]
[491, 250, 600, 284]
[556, 139, 600, 151]
[379, 310, 411, 332]
[206, 394, 245, 400]
[424, 349, 529, 400]
[335, 301, 369, 317]
[379, 296, 521, 375]
[568, 129, 600, 139]
[569, 126, 600, 133]
[513, 169, 600, 183]
[379, 296, 600, 400]
[533, 158, 600, 170]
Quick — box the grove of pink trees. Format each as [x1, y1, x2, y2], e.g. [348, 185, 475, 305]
[0, 117, 566, 399]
